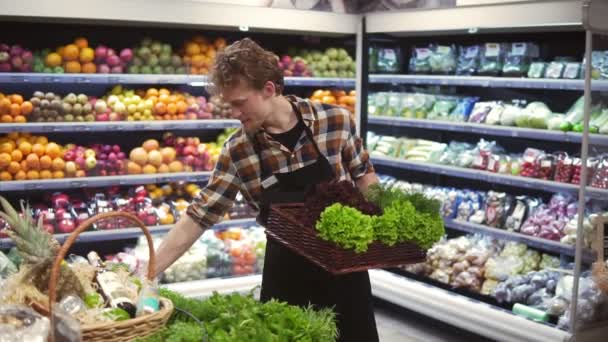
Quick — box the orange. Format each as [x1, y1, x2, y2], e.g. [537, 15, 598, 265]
[0, 97, 10, 112]
[214, 37, 226, 49]
[9, 103, 21, 117]
[158, 94, 171, 105]
[51, 157, 65, 171]
[14, 170, 26, 180]
[127, 161, 142, 174]
[166, 103, 177, 115]
[52, 170, 64, 179]
[45, 143, 61, 158]
[39, 155, 52, 169]
[0, 141, 15, 154]
[64, 61, 82, 73]
[35, 136, 48, 145]
[9, 94, 23, 105]
[31, 143, 45, 157]
[185, 42, 200, 56]
[163, 114, 171, 121]
[0, 115, 12, 123]
[154, 102, 167, 115]
[198, 44, 208, 53]
[20, 101, 33, 115]
[189, 66, 199, 75]
[158, 88, 171, 96]
[74, 37, 89, 49]
[0, 171, 11, 181]
[19, 160, 28, 172]
[7, 161, 20, 174]
[200, 67, 209, 74]
[142, 164, 157, 174]
[45, 52, 63, 67]
[13, 115, 26, 123]
[80, 47, 95, 63]
[191, 55, 204, 68]
[10, 149, 22, 162]
[206, 49, 216, 59]
[25, 153, 39, 170]
[176, 101, 187, 113]
[0, 152, 11, 168]
[26, 170, 40, 180]
[63, 44, 80, 61]
[146, 88, 159, 98]
[177, 113, 186, 120]
[81, 62, 96, 73]
[39, 169, 53, 179]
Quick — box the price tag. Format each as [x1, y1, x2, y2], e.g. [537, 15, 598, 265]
[484, 43, 500, 57]
[415, 48, 431, 59]
[70, 181, 85, 187]
[24, 183, 39, 190]
[511, 43, 527, 56]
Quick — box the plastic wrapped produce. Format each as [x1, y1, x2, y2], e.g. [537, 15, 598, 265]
[449, 97, 477, 122]
[481, 279, 499, 296]
[502, 43, 539, 77]
[527, 62, 547, 78]
[591, 156, 608, 189]
[484, 191, 508, 228]
[456, 45, 481, 75]
[519, 148, 544, 178]
[499, 103, 523, 126]
[0, 305, 51, 342]
[429, 45, 457, 74]
[547, 114, 567, 131]
[484, 102, 506, 125]
[409, 46, 432, 74]
[503, 196, 529, 232]
[468, 101, 494, 123]
[545, 62, 565, 78]
[571, 158, 598, 185]
[427, 98, 457, 121]
[479, 43, 507, 75]
[485, 256, 524, 282]
[519, 102, 552, 129]
[563, 62, 582, 79]
[400, 93, 435, 119]
[521, 250, 541, 274]
[554, 154, 574, 183]
[201, 229, 232, 278]
[385, 93, 401, 117]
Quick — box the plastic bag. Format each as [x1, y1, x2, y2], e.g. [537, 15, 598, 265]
[468, 101, 494, 123]
[500, 104, 522, 126]
[479, 43, 507, 75]
[456, 45, 480, 75]
[527, 62, 547, 78]
[427, 98, 457, 121]
[429, 45, 457, 74]
[502, 42, 539, 77]
[409, 46, 432, 74]
[545, 62, 565, 79]
[485, 256, 524, 281]
[375, 47, 403, 73]
[563, 62, 581, 79]
[591, 156, 608, 189]
[449, 97, 477, 122]
[0, 305, 51, 342]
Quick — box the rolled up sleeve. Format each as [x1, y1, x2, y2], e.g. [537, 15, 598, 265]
[341, 109, 375, 179]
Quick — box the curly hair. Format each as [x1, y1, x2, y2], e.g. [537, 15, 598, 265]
[209, 38, 284, 95]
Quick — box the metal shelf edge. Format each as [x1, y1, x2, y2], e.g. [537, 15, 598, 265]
[444, 219, 596, 261]
[368, 116, 608, 146]
[0, 120, 241, 133]
[0, 172, 212, 191]
[371, 156, 608, 199]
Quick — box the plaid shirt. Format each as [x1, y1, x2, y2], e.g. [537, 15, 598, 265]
[187, 95, 374, 229]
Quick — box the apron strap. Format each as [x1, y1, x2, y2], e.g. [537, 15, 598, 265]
[252, 98, 326, 180]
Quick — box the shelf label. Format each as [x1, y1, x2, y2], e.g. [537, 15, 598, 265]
[23, 183, 40, 190]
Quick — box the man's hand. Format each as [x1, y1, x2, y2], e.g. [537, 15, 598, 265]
[153, 214, 205, 277]
[356, 172, 379, 195]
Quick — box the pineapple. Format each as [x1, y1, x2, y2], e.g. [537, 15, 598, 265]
[0, 196, 86, 304]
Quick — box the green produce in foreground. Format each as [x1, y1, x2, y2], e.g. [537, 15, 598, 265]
[138, 289, 338, 342]
[316, 203, 375, 253]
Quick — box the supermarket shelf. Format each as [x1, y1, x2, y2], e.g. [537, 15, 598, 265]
[1, 0, 358, 35]
[0, 217, 257, 249]
[0, 171, 211, 191]
[164, 274, 262, 299]
[370, 156, 608, 200]
[444, 219, 596, 262]
[369, 74, 608, 91]
[0, 73, 209, 85]
[368, 116, 608, 146]
[369, 269, 571, 342]
[284, 77, 355, 87]
[0, 73, 355, 87]
[365, 0, 583, 34]
[0, 119, 241, 133]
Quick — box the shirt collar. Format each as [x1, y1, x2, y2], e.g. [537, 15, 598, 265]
[249, 95, 316, 140]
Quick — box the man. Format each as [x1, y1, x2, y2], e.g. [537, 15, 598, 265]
[154, 38, 379, 341]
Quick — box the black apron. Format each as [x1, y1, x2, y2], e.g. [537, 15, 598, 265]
[254, 100, 379, 342]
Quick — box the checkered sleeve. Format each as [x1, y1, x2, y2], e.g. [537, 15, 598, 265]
[340, 107, 375, 179]
[186, 142, 241, 230]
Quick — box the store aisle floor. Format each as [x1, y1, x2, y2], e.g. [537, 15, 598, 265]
[374, 299, 494, 342]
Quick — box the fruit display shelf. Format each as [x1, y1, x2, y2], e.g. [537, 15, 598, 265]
[0, 217, 256, 249]
[0, 119, 241, 133]
[368, 269, 571, 342]
[370, 156, 608, 200]
[443, 219, 596, 262]
[369, 74, 608, 92]
[164, 274, 262, 299]
[368, 116, 608, 147]
[0, 73, 356, 88]
[0, 171, 211, 191]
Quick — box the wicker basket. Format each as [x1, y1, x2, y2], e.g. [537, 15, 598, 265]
[266, 203, 427, 275]
[47, 211, 174, 342]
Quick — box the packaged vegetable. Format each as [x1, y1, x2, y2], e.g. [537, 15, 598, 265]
[545, 62, 565, 78]
[520, 102, 552, 129]
[591, 156, 608, 189]
[386, 93, 401, 117]
[500, 103, 523, 126]
[449, 97, 477, 122]
[502, 42, 539, 77]
[527, 62, 547, 78]
[562, 63, 582, 79]
[375, 47, 403, 73]
[409, 46, 432, 74]
[479, 43, 507, 76]
[484, 102, 506, 125]
[429, 45, 457, 74]
[427, 98, 457, 121]
[520, 148, 544, 178]
[468, 102, 494, 123]
[456, 45, 481, 75]
[548, 114, 566, 131]
[503, 196, 529, 231]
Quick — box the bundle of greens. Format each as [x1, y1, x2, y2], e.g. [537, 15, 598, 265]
[138, 289, 338, 342]
[314, 183, 445, 252]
